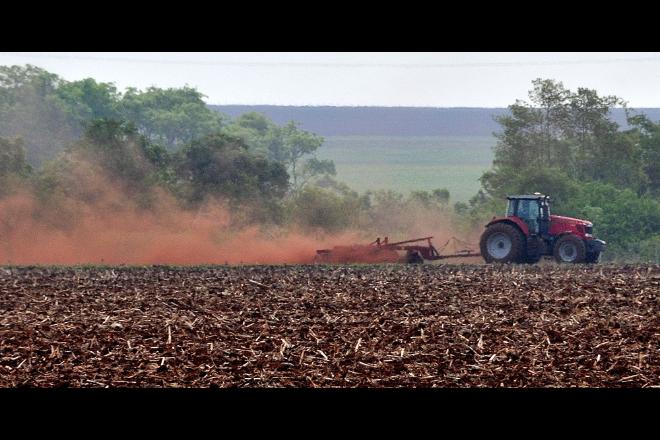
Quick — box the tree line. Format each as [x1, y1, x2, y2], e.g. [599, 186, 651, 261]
[468, 79, 660, 261]
[0, 65, 454, 236]
[1, 66, 658, 261]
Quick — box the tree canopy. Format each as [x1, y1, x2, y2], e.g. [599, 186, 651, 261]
[475, 78, 660, 260]
[119, 86, 225, 149]
[1, 66, 658, 262]
[225, 113, 335, 192]
[0, 66, 227, 164]
[174, 132, 290, 205]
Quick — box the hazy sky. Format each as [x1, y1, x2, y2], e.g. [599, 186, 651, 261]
[1, 52, 660, 107]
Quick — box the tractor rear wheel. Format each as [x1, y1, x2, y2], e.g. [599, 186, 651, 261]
[480, 222, 525, 263]
[553, 234, 586, 264]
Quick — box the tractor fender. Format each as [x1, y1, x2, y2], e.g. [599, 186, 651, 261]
[485, 217, 529, 236]
[552, 231, 579, 243]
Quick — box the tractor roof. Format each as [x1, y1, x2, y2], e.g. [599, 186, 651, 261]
[506, 194, 548, 200]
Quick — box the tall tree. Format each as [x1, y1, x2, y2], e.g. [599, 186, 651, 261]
[119, 86, 224, 149]
[225, 114, 335, 192]
[0, 65, 80, 165]
[33, 119, 174, 206]
[483, 78, 640, 202]
[628, 115, 660, 197]
[55, 78, 121, 123]
[174, 133, 289, 205]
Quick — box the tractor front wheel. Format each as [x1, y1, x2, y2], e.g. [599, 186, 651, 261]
[553, 235, 586, 264]
[480, 223, 525, 263]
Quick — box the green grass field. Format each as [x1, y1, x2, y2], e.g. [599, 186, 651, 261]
[316, 136, 496, 202]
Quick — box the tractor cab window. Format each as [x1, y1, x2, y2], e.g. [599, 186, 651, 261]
[518, 199, 540, 220]
[506, 200, 516, 217]
[518, 199, 540, 234]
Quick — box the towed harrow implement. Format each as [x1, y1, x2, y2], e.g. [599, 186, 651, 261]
[315, 236, 481, 264]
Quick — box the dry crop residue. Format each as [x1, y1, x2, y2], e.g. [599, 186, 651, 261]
[0, 264, 658, 387]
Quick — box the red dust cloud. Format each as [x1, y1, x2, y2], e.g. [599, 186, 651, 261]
[0, 190, 366, 266]
[0, 163, 482, 266]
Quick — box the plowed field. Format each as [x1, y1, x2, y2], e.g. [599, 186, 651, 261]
[1, 264, 658, 387]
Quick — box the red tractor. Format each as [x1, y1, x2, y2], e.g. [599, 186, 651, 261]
[479, 193, 606, 264]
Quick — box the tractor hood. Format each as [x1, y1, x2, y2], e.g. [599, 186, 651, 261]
[550, 214, 592, 227]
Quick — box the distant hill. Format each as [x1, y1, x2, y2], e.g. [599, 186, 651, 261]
[210, 105, 660, 137]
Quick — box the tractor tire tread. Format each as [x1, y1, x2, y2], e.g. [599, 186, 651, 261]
[553, 234, 587, 264]
[480, 222, 525, 264]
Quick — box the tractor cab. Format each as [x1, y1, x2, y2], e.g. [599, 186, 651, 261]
[506, 193, 550, 236]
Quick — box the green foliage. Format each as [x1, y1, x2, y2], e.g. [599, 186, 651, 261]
[278, 121, 324, 189]
[0, 137, 32, 197]
[433, 188, 451, 205]
[636, 235, 660, 262]
[224, 112, 273, 145]
[288, 185, 364, 233]
[78, 119, 171, 187]
[0, 67, 328, 230]
[174, 133, 289, 206]
[0, 65, 81, 165]
[365, 190, 422, 235]
[225, 115, 332, 192]
[30, 120, 175, 208]
[450, 189, 502, 233]
[298, 157, 336, 190]
[0, 66, 228, 163]
[559, 181, 660, 254]
[454, 201, 469, 216]
[409, 188, 451, 208]
[0, 65, 337, 219]
[55, 78, 121, 123]
[627, 115, 660, 197]
[468, 79, 660, 261]
[340, 189, 458, 237]
[285, 183, 464, 237]
[3, 65, 656, 263]
[0, 137, 32, 178]
[119, 86, 225, 149]
[487, 78, 643, 194]
[481, 166, 580, 210]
